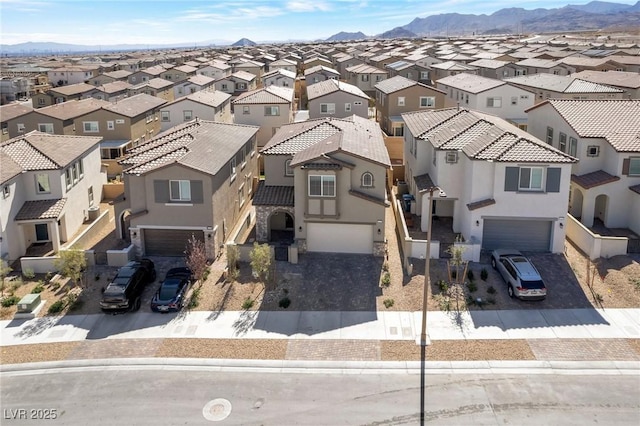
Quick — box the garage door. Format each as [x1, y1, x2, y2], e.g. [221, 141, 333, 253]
[307, 223, 373, 254]
[144, 229, 204, 256]
[482, 219, 551, 252]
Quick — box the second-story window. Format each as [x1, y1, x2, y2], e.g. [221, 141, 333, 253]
[519, 167, 544, 191]
[285, 159, 294, 176]
[170, 180, 191, 202]
[161, 111, 170, 122]
[184, 110, 193, 121]
[35, 174, 50, 194]
[83, 121, 99, 133]
[361, 172, 374, 187]
[264, 106, 279, 116]
[546, 127, 554, 145]
[38, 123, 54, 134]
[309, 175, 335, 197]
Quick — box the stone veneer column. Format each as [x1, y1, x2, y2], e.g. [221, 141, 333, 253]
[130, 228, 142, 258]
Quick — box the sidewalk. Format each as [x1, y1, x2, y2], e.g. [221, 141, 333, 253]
[2, 308, 639, 346]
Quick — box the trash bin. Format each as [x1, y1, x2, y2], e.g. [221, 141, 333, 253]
[402, 194, 414, 212]
[87, 205, 100, 221]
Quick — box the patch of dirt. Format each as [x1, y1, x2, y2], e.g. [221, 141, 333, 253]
[1, 342, 80, 364]
[383, 339, 536, 361]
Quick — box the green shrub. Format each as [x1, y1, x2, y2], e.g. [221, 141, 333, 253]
[50, 282, 61, 291]
[23, 268, 36, 279]
[32, 283, 45, 294]
[480, 268, 488, 281]
[279, 297, 291, 309]
[466, 281, 478, 292]
[94, 273, 101, 281]
[437, 280, 449, 293]
[380, 272, 391, 287]
[188, 287, 201, 309]
[1, 296, 20, 307]
[383, 298, 395, 308]
[48, 300, 65, 314]
[467, 270, 475, 281]
[242, 297, 254, 310]
[487, 286, 496, 295]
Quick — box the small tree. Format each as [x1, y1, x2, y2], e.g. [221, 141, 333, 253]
[0, 262, 13, 297]
[185, 234, 208, 284]
[54, 248, 86, 288]
[446, 241, 468, 286]
[249, 242, 272, 283]
[226, 244, 240, 281]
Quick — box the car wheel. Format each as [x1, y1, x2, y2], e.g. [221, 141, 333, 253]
[508, 285, 515, 298]
[132, 297, 141, 311]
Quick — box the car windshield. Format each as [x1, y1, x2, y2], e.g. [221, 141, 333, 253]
[116, 267, 137, 278]
[521, 279, 545, 289]
[159, 283, 179, 300]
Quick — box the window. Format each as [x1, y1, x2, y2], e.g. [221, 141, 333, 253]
[519, 167, 544, 191]
[264, 106, 280, 116]
[221, 83, 228, 90]
[420, 97, 435, 108]
[587, 146, 600, 157]
[398, 97, 405, 106]
[308, 175, 335, 197]
[65, 169, 72, 189]
[361, 172, 373, 187]
[242, 106, 250, 115]
[569, 137, 577, 157]
[511, 96, 518, 105]
[230, 157, 237, 178]
[420, 71, 429, 79]
[183, 110, 193, 121]
[393, 124, 404, 137]
[1, 123, 7, 134]
[72, 163, 79, 184]
[35, 174, 50, 194]
[546, 127, 554, 145]
[78, 159, 84, 178]
[628, 157, 640, 176]
[38, 123, 54, 134]
[161, 111, 170, 121]
[285, 159, 294, 176]
[17, 123, 25, 133]
[170, 180, 191, 201]
[446, 152, 458, 164]
[38, 98, 46, 106]
[345, 103, 351, 112]
[361, 74, 369, 82]
[146, 113, 153, 123]
[88, 186, 94, 206]
[83, 121, 99, 133]
[107, 120, 115, 130]
[486, 97, 502, 108]
[559, 132, 567, 152]
[2, 186, 9, 198]
[236, 83, 246, 90]
[320, 103, 335, 114]
[354, 101, 363, 106]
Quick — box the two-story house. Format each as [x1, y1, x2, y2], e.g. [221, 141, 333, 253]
[89, 70, 132, 86]
[402, 108, 577, 253]
[128, 77, 175, 102]
[86, 81, 132, 102]
[160, 90, 232, 132]
[374, 75, 447, 137]
[232, 86, 295, 150]
[506, 74, 625, 103]
[32, 82, 96, 108]
[214, 71, 258, 103]
[526, 99, 640, 235]
[307, 79, 370, 120]
[0, 103, 32, 142]
[254, 115, 391, 255]
[345, 63, 388, 97]
[1, 131, 105, 262]
[261, 69, 296, 89]
[173, 75, 216, 99]
[196, 60, 232, 80]
[115, 120, 259, 258]
[436, 73, 536, 129]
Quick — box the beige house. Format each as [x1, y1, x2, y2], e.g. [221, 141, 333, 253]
[307, 79, 370, 120]
[232, 86, 295, 150]
[254, 115, 391, 256]
[160, 90, 232, 132]
[345, 63, 388, 97]
[89, 70, 132, 86]
[214, 71, 257, 101]
[115, 120, 259, 258]
[32, 82, 95, 108]
[128, 78, 175, 102]
[1, 131, 105, 263]
[506, 74, 625, 102]
[0, 103, 32, 142]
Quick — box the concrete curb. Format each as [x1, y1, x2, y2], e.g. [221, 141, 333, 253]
[1, 358, 639, 376]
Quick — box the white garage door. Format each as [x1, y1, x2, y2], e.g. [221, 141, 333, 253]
[307, 223, 373, 254]
[482, 219, 552, 252]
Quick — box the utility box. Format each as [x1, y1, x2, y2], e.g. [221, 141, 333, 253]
[17, 293, 41, 313]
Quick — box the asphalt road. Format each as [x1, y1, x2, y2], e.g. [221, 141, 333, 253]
[1, 367, 639, 425]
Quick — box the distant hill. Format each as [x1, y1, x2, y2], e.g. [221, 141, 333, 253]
[231, 38, 256, 47]
[379, 28, 417, 39]
[326, 31, 367, 41]
[398, 2, 640, 36]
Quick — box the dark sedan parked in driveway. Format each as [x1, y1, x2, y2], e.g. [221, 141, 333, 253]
[151, 267, 193, 312]
[100, 259, 156, 314]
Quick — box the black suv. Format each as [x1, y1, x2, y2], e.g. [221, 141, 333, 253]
[100, 259, 156, 314]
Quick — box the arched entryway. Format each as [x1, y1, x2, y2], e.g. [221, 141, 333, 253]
[118, 209, 132, 241]
[594, 194, 608, 226]
[269, 210, 294, 243]
[569, 186, 584, 220]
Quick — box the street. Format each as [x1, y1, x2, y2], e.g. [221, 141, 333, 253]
[1, 366, 639, 425]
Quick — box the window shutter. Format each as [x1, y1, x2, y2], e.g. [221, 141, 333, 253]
[622, 158, 630, 176]
[546, 167, 561, 193]
[154, 180, 169, 203]
[191, 180, 203, 203]
[504, 167, 519, 192]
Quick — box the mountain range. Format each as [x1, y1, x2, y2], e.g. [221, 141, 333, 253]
[1, 1, 639, 54]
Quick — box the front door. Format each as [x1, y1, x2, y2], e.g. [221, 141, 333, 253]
[35, 223, 49, 241]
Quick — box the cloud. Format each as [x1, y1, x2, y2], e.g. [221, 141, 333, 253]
[286, 1, 332, 12]
[176, 5, 285, 23]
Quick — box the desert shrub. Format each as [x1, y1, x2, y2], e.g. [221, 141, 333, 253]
[382, 262, 389, 272]
[279, 297, 291, 309]
[242, 297, 254, 310]
[188, 287, 201, 309]
[383, 298, 395, 308]
[437, 280, 449, 293]
[467, 270, 475, 281]
[23, 268, 36, 279]
[48, 300, 65, 314]
[480, 268, 488, 281]
[487, 285, 496, 295]
[1, 296, 20, 307]
[466, 281, 478, 292]
[380, 272, 391, 287]
[32, 283, 45, 294]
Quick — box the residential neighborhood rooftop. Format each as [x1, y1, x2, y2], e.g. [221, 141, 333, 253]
[307, 79, 369, 100]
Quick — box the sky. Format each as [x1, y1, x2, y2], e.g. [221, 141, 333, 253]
[1, 0, 638, 46]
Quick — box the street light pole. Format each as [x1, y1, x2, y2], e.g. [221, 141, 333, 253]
[420, 186, 442, 346]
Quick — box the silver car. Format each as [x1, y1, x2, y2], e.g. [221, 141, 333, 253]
[490, 249, 547, 300]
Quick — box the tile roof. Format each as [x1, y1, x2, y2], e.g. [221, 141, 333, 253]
[178, 90, 231, 107]
[571, 170, 621, 189]
[187, 74, 215, 86]
[374, 75, 417, 94]
[35, 98, 109, 120]
[303, 65, 340, 76]
[50, 83, 95, 96]
[120, 119, 258, 176]
[15, 198, 67, 221]
[1, 131, 101, 171]
[572, 70, 640, 89]
[530, 99, 640, 152]
[0, 102, 32, 122]
[0, 151, 22, 184]
[306, 79, 369, 100]
[468, 59, 511, 69]
[430, 61, 477, 71]
[262, 68, 296, 79]
[102, 93, 167, 117]
[262, 115, 390, 167]
[563, 79, 624, 94]
[94, 81, 132, 94]
[402, 108, 577, 164]
[345, 63, 387, 74]
[413, 173, 435, 192]
[233, 86, 294, 104]
[229, 70, 257, 82]
[466, 198, 496, 211]
[436, 73, 505, 94]
[505, 74, 621, 93]
[252, 182, 294, 206]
